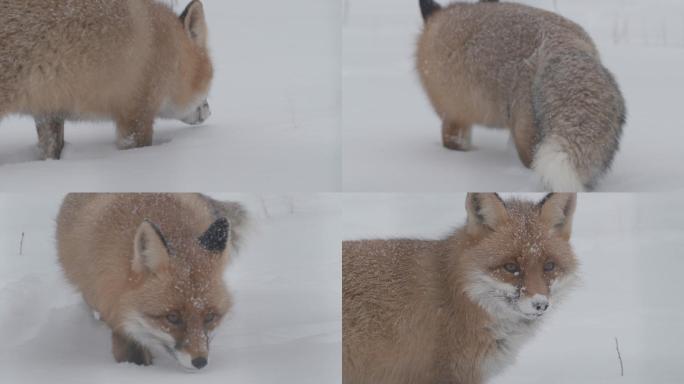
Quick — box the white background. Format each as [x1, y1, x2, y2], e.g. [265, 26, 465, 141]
[0, 0, 341, 192]
[0, 194, 341, 383]
[344, 193, 684, 383]
[343, 0, 684, 191]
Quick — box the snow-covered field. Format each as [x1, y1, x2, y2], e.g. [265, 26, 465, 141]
[0, 1, 341, 192]
[343, 0, 684, 192]
[343, 193, 684, 383]
[0, 194, 341, 383]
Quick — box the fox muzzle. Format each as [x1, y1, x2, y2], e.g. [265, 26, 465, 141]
[182, 100, 211, 125]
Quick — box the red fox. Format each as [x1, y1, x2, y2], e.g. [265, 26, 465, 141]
[57, 194, 247, 370]
[0, 0, 213, 160]
[417, 0, 626, 191]
[343, 193, 579, 384]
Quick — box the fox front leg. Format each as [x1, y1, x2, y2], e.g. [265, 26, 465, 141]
[442, 120, 473, 151]
[115, 111, 155, 150]
[112, 331, 153, 366]
[34, 116, 65, 160]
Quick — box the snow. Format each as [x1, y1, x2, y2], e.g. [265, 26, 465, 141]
[0, 194, 341, 383]
[343, 193, 684, 383]
[0, 0, 341, 192]
[342, 0, 684, 191]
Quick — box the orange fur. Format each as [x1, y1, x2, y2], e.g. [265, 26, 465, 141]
[57, 193, 247, 370]
[343, 193, 579, 384]
[0, 0, 213, 159]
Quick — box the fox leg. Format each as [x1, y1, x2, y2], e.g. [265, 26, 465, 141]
[34, 116, 65, 160]
[115, 112, 154, 150]
[511, 119, 536, 169]
[112, 331, 153, 366]
[509, 98, 538, 169]
[442, 121, 472, 151]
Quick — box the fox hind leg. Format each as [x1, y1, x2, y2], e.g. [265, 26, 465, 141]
[112, 331, 153, 366]
[442, 121, 472, 151]
[510, 107, 537, 169]
[35, 116, 65, 160]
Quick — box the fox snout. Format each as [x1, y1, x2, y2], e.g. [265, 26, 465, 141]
[166, 348, 210, 371]
[172, 332, 211, 371]
[465, 271, 559, 321]
[170, 344, 210, 371]
[182, 100, 212, 125]
[191, 357, 208, 369]
[518, 294, 550, 318]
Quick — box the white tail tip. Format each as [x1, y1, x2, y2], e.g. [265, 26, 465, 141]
[533, 139, 585, 192]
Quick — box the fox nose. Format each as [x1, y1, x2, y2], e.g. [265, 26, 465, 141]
[192, 357, 208, 369]
[533, 298, 550, 312]
[181, 100, 211, 125]
[194, 100, 210, 123]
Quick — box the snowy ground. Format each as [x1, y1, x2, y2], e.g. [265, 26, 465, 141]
[0, 194, 341, 383]
[342, 0, 684, 192]
[343, 193, 684, 383]
[0, 0, 341, 192]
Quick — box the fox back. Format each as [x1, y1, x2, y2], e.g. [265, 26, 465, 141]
[0, 0, 213, 158]
[343, 193, 579, 384]
[416, 1, 625, 191]
[57, 193, 247, 370]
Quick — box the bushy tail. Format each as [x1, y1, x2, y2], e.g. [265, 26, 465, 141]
[531, 49, 626, 192]
[420, 0, 442, 21]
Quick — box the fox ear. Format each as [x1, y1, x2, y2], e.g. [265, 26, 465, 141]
[198, 218, 230, 252]
[538, 193, 577, 240]
[133, 220, 170, 275]
[180, 0, 208, 47]
[465, 193, 508, 234]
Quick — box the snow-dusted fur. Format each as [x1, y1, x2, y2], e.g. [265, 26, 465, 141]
[57, 194, 247, 370]
[343, 193, 579, 384]
[0, 0, 213, 159]
[416, 1, 626, 191]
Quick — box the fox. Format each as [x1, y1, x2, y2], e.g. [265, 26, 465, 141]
[416, 0, 626, 192]
[343, 193, 579, 384]
[0, 0, 213, 160]
[57, 193, 248, 371]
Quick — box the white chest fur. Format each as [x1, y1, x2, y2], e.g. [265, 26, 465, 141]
[480, 318, 539, 381]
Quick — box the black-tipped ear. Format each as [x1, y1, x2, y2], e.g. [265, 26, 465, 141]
[179, 0, 198, 21]
[420, 0, 442, 22]
[199, 218, 230, 252]
[538, 193, 577, 240]
[180, 0, 208, 46]
[465, 193, 509, 234]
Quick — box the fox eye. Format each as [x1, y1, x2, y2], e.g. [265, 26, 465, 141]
[544, 261, 556, 272]
[166, 312, 183, 325]
[503, 263, 520, 274]
[204, 313, 217, 324]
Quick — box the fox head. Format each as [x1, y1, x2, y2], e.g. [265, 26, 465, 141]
[460, 193, 579, 322]
[120, 217, 233, 371]
[160, 0, 214, 126]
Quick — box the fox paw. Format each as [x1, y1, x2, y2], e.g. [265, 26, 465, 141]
[443, 134, 472, 151]
[112, 332, 153, 366]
